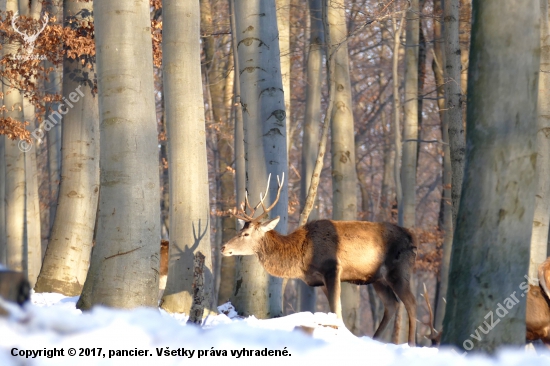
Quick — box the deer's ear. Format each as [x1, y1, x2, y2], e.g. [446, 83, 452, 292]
[237, 219, 245, 230]
[260, 216, 280, 232]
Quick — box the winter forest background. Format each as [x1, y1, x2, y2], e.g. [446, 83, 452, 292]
[0, 0, 547, 354]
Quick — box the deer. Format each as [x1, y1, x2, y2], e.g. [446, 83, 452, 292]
[526, 256, 550, 348]
[220, 174, 418, 346]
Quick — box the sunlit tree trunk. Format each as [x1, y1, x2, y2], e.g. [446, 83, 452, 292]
[441, 0, 539, 352]
[232, 0, 288, 318]
[276, 0, 291, 155]
[528, 0, 550, 283]
[35, 0, 98, 296]
[395, 0, 419, 344]
[17, 1, 43, 287]
[4, 0, 25, 273]
[298, 0, 323, 313]
[81, 0, 160, 308]
[327, 0, 360, 335]
[161, 0, 214, 315]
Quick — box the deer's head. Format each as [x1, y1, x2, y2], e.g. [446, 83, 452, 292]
[11, 12, 49, 54]
[221, 173, 284, 256]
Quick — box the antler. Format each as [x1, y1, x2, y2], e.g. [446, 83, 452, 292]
[33, 13, 49, 37]
[231, 172, 285, 223]
[11, 12, 26, 38]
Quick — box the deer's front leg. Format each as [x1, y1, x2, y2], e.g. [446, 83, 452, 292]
[323, 260, 342, 319]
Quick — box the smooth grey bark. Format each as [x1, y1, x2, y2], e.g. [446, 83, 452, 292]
[23, 85, 41, 288]
[444, 0, 465, 224]
[276, 0, 291, 156]
[45, 0, 63, 235]
[441, 0, 539, 352]
[298, 0, 323, 313]
[392, 10, 405, 225]
[4, 0, 25, 273]
[327, 0, 360, 335]
[378, 110, 394, 222]
[395, 0, 419, 344]
[228, 0, 247, 310]
[529, 0, 550, 282]
[85, 0, 160, 308]
[35, 0, 99, 296]
[399, 0, 419, 229]
[16, 2, 43, 287]
[161, 0, 214, 315]
[232, 0, 288, 318]
[432, 0, 453, 332]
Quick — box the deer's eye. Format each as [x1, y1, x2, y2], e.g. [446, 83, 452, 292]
[244, 233, 250, 237]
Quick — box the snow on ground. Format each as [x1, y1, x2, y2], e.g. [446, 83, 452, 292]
[0, 293, 548, 365]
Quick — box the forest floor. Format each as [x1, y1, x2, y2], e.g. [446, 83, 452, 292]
[0, 292, 548, 365]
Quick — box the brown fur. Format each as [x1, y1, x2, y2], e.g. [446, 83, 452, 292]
[160, 240, 169, 278]
[222, 219, 418, 346]
[526, 257, 550, 348]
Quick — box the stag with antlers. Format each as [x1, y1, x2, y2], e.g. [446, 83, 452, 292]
[221, 173, 418, 346]
[11, 11, 49, 56]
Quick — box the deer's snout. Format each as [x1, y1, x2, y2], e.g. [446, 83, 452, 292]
[220, 245, 232, 256]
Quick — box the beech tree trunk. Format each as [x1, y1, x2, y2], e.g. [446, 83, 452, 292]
[395, 0, 419, 344]
[327, 0, 360, 335]
[80, 0, 160, 309]
[276, 0, 291, 156]
[4, 0, 25, 274]
[444, 0, 465, 224]
[432, 0, 453, 332]
[45, 0, 63, 235]
[232, 0, 288, 318]
[441, 0, 539, 352]
[161, 0, 214, 315]
[298, 0, 323, 313]
[528, 0, 550, 283]
[35, 0, 98, 296]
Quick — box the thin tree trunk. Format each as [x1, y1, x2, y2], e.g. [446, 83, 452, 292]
[45, 0, 63, 235]
[23, 86, 41, 288]
[232, 0, 288, 318]
[229, 0, 247, 309]
[327, 0, 359, 335]
[161, 0, 214, 315]
[431, 0, 452, 332]
[19, 1, 43, 287]
[400, 0, 419, 229]
[276, 0, 292, 157]
[441, 0, 539, 352]
[82, 0, 160, 308]
[444, 0, 464, 224]
[392, 10, 405, 223]
[395, 0, 419, 344]
[35, 0, 98, 296]
[298, 0, 323, 314]
[528, 0, 550, 282]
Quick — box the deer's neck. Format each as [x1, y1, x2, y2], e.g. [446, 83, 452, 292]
[256, 228, 307, 279]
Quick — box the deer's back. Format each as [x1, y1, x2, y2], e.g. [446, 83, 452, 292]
[304, 220, 415, 283]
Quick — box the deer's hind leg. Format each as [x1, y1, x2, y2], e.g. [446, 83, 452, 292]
[388, 273, 417, 346]
[372, 281, 399, 341]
